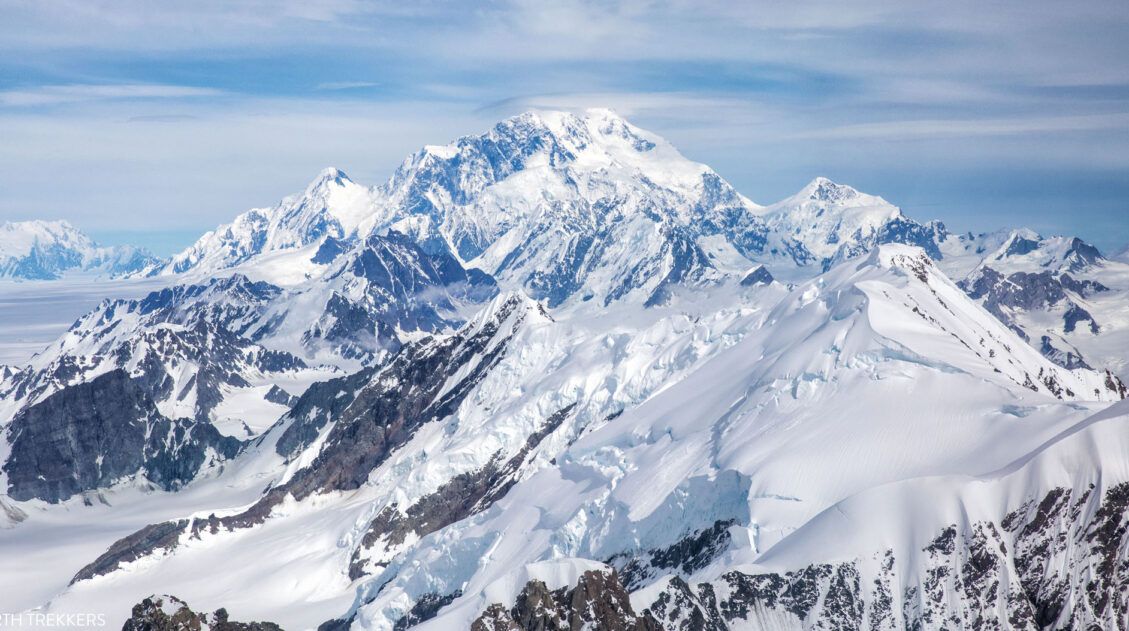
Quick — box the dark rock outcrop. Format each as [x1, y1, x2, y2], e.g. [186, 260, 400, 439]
[739, 266, 773, 287]
[3, 370, 242, 503]
[609, 520, 736, 591]
[960, 266, 1113, 369]
[392, 591, 463, 631]
[73, 520, 188, 584]
[75, 295, 541, 584]
[122, 595, 281, 631]
[643, 483, 1129, 630]
[471, 570, 661, 631]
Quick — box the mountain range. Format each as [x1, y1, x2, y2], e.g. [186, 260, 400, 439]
[0, 220, 162, 281]
[2, 109, 1128, 631]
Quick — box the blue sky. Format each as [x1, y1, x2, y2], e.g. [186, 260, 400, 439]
[1, 0, 1127, 255]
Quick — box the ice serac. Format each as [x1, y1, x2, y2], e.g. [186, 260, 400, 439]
[0, 220, 163, 280]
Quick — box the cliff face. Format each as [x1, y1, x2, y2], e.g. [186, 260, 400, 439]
[3, 369, 242, 503]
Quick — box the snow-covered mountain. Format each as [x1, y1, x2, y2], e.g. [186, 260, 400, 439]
[0, 230, 498, 438]
[2, 110, 1129, 631]
[0, 220, 163, 281]
[156, 110, 766, 308]
[159, 168, 381, 280]
[161, 110, 952, 305]
[952, 230, 1129, 378]
[751, 176, 948, 274]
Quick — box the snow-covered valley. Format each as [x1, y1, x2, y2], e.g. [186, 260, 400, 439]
[1, 110, 1127, 631]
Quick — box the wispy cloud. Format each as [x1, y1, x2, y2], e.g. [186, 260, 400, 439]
[315, 81, 380, 91]
[0, 84, 222, 107]
[126, 114, 201, 123]
[794, 113, 1129, 141]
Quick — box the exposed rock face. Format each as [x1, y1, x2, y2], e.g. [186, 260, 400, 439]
[391, 591, 463, 630]
[608, 520, 736, 591]
[73, 520, 189, 584]
[271, 366, 377, 459]
[739, 266, 773, 287]
[122, 595, 281, 631]
[961, 269, 1068, 315]
[3, 370, 242, 503]
[471, 570, 661, 631]
[1, 275, 310, 424]
[642, 484, 1129, 631]
[960, 266, 1111, 369]
[1039, 336, 1090, 370]
[275, 293, 537, 501]
[2, 232, 499, 426]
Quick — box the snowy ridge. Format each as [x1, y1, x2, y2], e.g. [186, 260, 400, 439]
[159, 168, 381, 280]
[0, 220, 162, 280]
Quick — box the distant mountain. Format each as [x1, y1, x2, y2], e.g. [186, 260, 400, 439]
[752, 176, 948, 272]
[0, 220, 163, 280]
[952, 229, 1129, 376]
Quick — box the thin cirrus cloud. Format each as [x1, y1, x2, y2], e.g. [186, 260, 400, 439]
[792, 113, 1129, 141]
[0, 84, 223, 107]
[316, 81, 380, 91]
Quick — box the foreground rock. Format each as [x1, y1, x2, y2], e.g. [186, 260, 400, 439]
[472, 570, 661, 631]
[122, 595, 281, 631]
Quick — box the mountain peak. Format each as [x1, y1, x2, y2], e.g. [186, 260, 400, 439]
[870, 243, 935, 276]
[306, 167, 353, 193]
[1, 219, 84, 240]
[800, 176, 861, 203]
[0, 219, 162, 280]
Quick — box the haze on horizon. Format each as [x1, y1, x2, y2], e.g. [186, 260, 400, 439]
[1, 0, 1127, 255]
